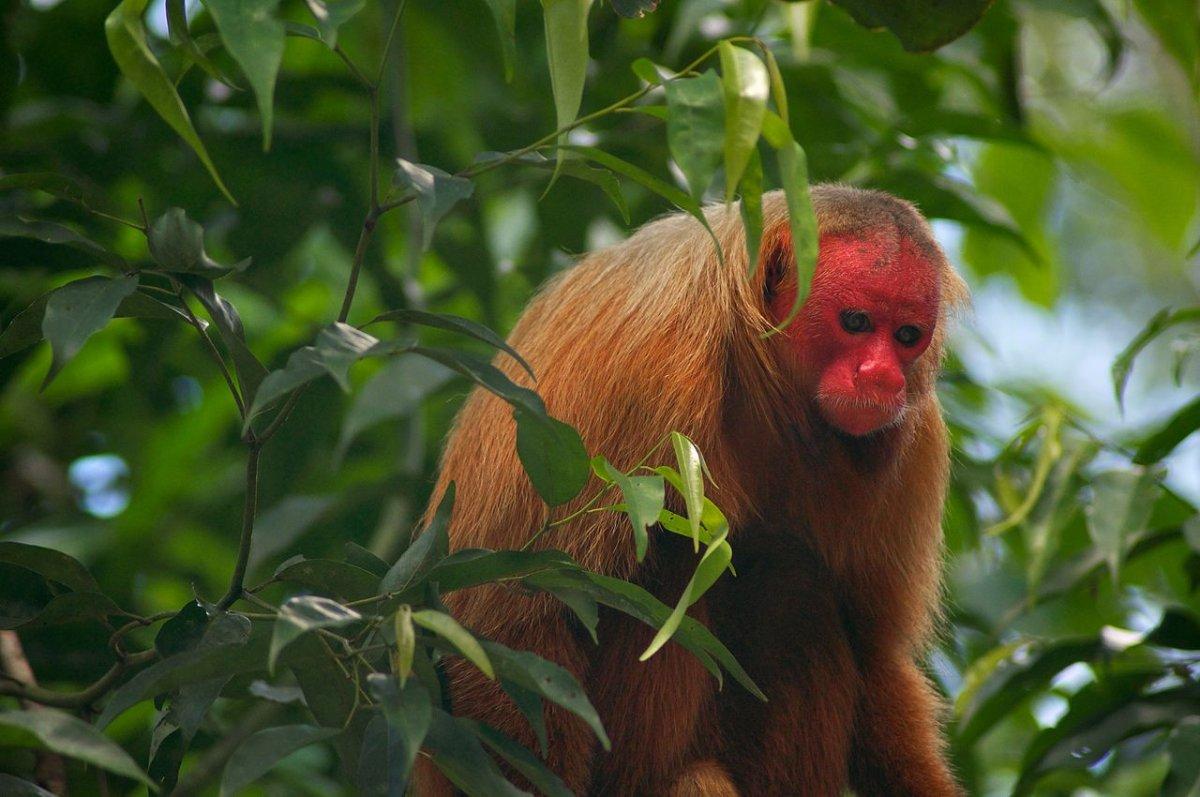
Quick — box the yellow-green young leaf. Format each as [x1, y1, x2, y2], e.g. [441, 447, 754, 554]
[204, 0, 285, 151]
[739, 148, 764, 276]
[540, 0, 593, 175]
[761, 112, 817, 332]
[640, 527, 732, 661]
[105, 0, 234, 203]
[718, 42, 769, 202]
[412, 609, 495, 680]
[762, 45, 789, 123]
[393, 605, 415, 685]
[670, 432, 705, 550]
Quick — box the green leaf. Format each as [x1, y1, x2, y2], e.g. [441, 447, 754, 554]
[219, 725, 340, 797]
[827, 0, 993, 52]
[393, 160, 475, 251]
[469, 721, 573, 797]
[1, 291, 186, 361]
[640, 515, 731, 660]
[394, 605, 415, 684]
[246, 323, 382, 427]
[0, 172, 88, 203]
[0, 709, 155, 788]
[670, 432, 705, 550]
[718, 42, 769, 202]
[412, 609, 495, 679]
[598, 457, 664, 560]
[379, 484, 454, 594]
[0, 541, 101, 593]
[166, 0, 240, 89]
[366, 674, 431, 791]
[273, 557, 380, 601]
[515, 409, 590, 507]
[148, 208, 248, 277]
[337, 354, 455, 459]
[738, 148, 764, 277]
[302, 0, 365, 47]
[664, 70, 724, 201]
[420, 548, 578, 594]
[268, 595, 362, 672]
[0, 217, 126, 268]
[205, 0, 285, 150]
[154, 600, 211, 658]
[474, 149, 629, 222]
[481, 640, 609, 749]
[424, 709, 527, 797]
[1086, 468, 1161, 582]
[104, 0, 234, 202]
[41, 275, 138, 388]
[247, 494, 337, 572]
[367, 308, 533, 377]
[409, 346, 543, 417]
[1163, 717, 1200, 797]
[481, 0, 517, 81]
[761, 113, 818, 330]
[344, 542, 389, 577]
[179, 277, 267, 406]
[1135, 395, 1200, 465]
[540, 0, 594, 177]
[12, 591, 125, 630]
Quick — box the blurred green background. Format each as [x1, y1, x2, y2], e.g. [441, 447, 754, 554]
[1, 0, 1199, 794]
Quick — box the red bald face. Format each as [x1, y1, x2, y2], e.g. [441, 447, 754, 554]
[769, 231, 941, 437]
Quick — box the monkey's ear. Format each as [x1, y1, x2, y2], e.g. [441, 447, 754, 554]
[759, 225, 794, 304]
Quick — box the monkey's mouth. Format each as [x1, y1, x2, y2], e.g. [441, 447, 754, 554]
[816, 394, 906, 437]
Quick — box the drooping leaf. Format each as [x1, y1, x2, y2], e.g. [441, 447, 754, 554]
[423, 709, 527, 797]
[0, 709, 154, 787]
[205, 0, 285, 150]
[41, 275, 138, 388]
[420, 548, 578, 594]
[717, 42, 769, 202]
[1086, 468, 1161, 582]
[664, 70, 724, 201]
[481, 0, 517, 81]
[0, 217, 126, 268]
[670, 432, 706, 549]
[179, 277, 267, 406]
[596, 457, 664, 560]
[273, 557, 380, 601]
[475, 150, 629, 223]
[540, 0, 594, 177]
[469, 720, 573, 797]
[367, 308, 533, 377]
[268, 595, 361, 672]
[393, 160, 475, 251]
[739, 148, 764, 276]
[11, 591, 125, 630]
[104, 0, 234, 202]
[1135, 395, 1200, 465]
[0, 541, 101, 593]
[760, 112, 818, 330]
[826, 0, 994, 52]
[247, 494, 337, 572]
[165, 0, 240, 88]
[514, 409, 590, 507]
[481, 640, 610, 748]
[412, 609, 495, 679]
[344, 542, 390, 577]
[366, 674, 431, 792]
[0, 774, 56, 796]
[219, 725, 340, 797]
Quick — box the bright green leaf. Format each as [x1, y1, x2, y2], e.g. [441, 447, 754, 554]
[718, 43, 768, 202]
[413, 609, 495, 679]
[664, 70, 724, 201]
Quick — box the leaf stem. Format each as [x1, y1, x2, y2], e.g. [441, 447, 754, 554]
[176, 282, 247, 418]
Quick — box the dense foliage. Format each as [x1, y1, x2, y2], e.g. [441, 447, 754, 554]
[1, 0, 1198, 795]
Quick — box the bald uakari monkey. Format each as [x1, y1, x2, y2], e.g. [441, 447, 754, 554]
[415, 185, 967, 796]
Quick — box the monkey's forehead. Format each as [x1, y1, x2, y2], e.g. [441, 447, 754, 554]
[812, 232, 941, 311]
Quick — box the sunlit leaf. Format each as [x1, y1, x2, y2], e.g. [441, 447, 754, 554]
[760, 112, 817, 330]
[540, 0, 594, 177]
[718, 43, 768, 202]
[268, 595, 361, 672]
[413, 609, 495, 679]
[739, 147, 764, 276]
[664, 69, 724, 201]
[597, 457, 664, 560]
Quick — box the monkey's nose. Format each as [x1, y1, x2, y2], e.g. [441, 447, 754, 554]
[856, 359, 905, 397]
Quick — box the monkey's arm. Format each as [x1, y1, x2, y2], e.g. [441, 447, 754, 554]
[849, 652, 960, 797]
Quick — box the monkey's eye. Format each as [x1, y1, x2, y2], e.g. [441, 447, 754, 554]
[895, 325, 922, 347]
[839, 310, 871, 334]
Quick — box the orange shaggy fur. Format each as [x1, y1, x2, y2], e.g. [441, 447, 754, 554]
[414, 186, 968, 796]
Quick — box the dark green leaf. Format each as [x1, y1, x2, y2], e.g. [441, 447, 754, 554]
[481, 640, 609, 749]
[269, 595, 361, 672]
[179, 277, 267, 406]
[337, 354, 455, 459]
[166, 0, 240, 88]
[481, 0, 517, 81]
[147, 208, 247, 277]
[273, 558, 380, 601]
[469, 720, 572, 797]
[664, 70, 724, 200]
[393, 160, 475, 251]
[610, 0, 658, 17]
[219, 725, 340, 797]
[421, 548, 578, 594]
[0, 541, 101, 593]
[366, 674, 431, 792]
[0, 774, 55, 797]
[1163, 717, 1200, 797]
[827, 0, 993, 52]
[367, 308, 533, 377]
[15, 591, 126, 630]
[41, 275, 138, 387]
[104, 0, 234, 202]
[476, 150, 629, 223]
[409, 346, 544, 417]
[0, 217, 126, 268]
[344, 542, 389, 577]
[205, 0, 285, 150]
[0, 709, 154, 787]
[514, 409, 590, 507]
[247, 494, 337, 572]
[413, 609, 495, 679]
[1086, 467, 1160, 581]
[1135, 394, 1200, 465]
[302, 0, 365, 47]
[379, 484, 454, 595]
[760, 113, 818, 329]
[423, 709, 526, 797]
[0, 172, 88, 203]
[154, 600, 211, 658]
[739, 148, 764, 277]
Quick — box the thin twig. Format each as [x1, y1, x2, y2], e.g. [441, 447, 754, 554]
[175, 283, 247, 417]
[0, 649, 157, 709]
[218, 444, 262, 610]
